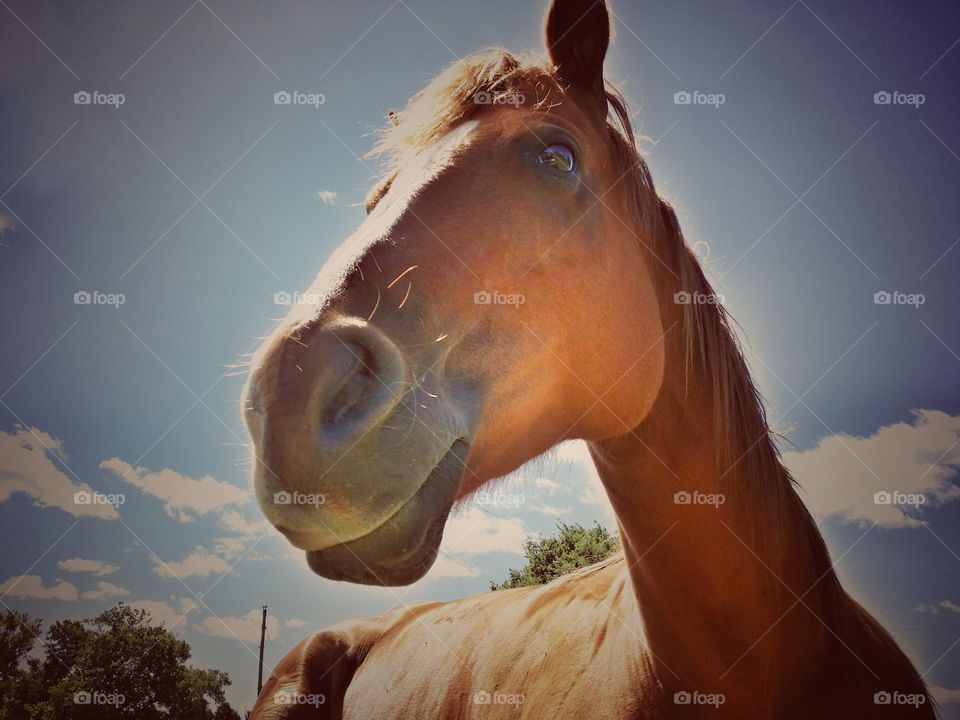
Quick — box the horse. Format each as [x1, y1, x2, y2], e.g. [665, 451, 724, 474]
[242, 0, 936, 717]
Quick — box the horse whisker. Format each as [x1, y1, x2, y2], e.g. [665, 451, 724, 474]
[387, 265, 418, 289]
[397, 281, 412, 309]
[367, 286, 381, 321]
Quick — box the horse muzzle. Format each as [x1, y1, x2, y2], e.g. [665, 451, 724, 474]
[244, 315, 471, 585]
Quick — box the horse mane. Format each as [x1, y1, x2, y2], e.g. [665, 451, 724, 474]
[371, 48, 935, 710]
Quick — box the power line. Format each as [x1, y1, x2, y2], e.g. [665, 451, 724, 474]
[266, 629, 279, 662]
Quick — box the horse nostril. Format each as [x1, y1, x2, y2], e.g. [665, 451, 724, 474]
[303, 319, 408, 447]
[323, 345, 376, 428]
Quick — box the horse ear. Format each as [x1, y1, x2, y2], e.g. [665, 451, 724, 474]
[544, 0, 610, 119]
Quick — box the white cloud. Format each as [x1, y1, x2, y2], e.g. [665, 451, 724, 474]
[213, 510, 273, 561]
[531, 477, 561, 492]
[0, 426, 119, 519]
[218, 509, 271, 537]
[176, 596, 200, 615]
[579, 479, 609, 507]
[100, 458, 249, 522]
[549, 440, 616, 525]
[441, 507, 527, 555]
[128, 599, 189, 628]
[154, 550, 231, 580]
[316, 189, 337, 205]
[57, 557, 118, 576]
[530, 502, 570, 517]
[81, 581, 130, 600]
[785, 410, 960, 528]
[914, 599, 960, 614]
[284, 618, 308, 629]
[199, 608, 279, 643]
[0, 574, 77, 601]
[214, 537, 248, 558]
[427, 555, 480, 579]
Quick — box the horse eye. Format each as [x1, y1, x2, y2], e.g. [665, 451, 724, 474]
[537, 144, 576, 173]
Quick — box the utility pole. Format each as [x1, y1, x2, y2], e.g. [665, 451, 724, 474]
[257, 605, 267, 695]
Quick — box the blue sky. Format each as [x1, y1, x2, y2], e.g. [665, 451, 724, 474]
[1, 0, 959, 713]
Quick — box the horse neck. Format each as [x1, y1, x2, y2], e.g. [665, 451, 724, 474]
[586, 290, 850, 707]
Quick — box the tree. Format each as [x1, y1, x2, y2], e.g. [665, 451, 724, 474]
[0, 610, 43, 719]
[490, 521, 620, 591]
[0, 609, 40, 682]
[213, 703, 243, 720]
[0, 605, 242, 719]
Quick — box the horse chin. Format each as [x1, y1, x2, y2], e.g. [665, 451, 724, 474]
[305, 439, 469, 586]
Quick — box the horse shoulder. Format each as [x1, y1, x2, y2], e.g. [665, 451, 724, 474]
[250, 611, 397, 719]
[344, 553, 660, 718]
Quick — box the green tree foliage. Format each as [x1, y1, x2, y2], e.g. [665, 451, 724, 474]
[490, 521, 620, 591]
[0, 609, 39, 683]
[0, 604, 242, 719]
